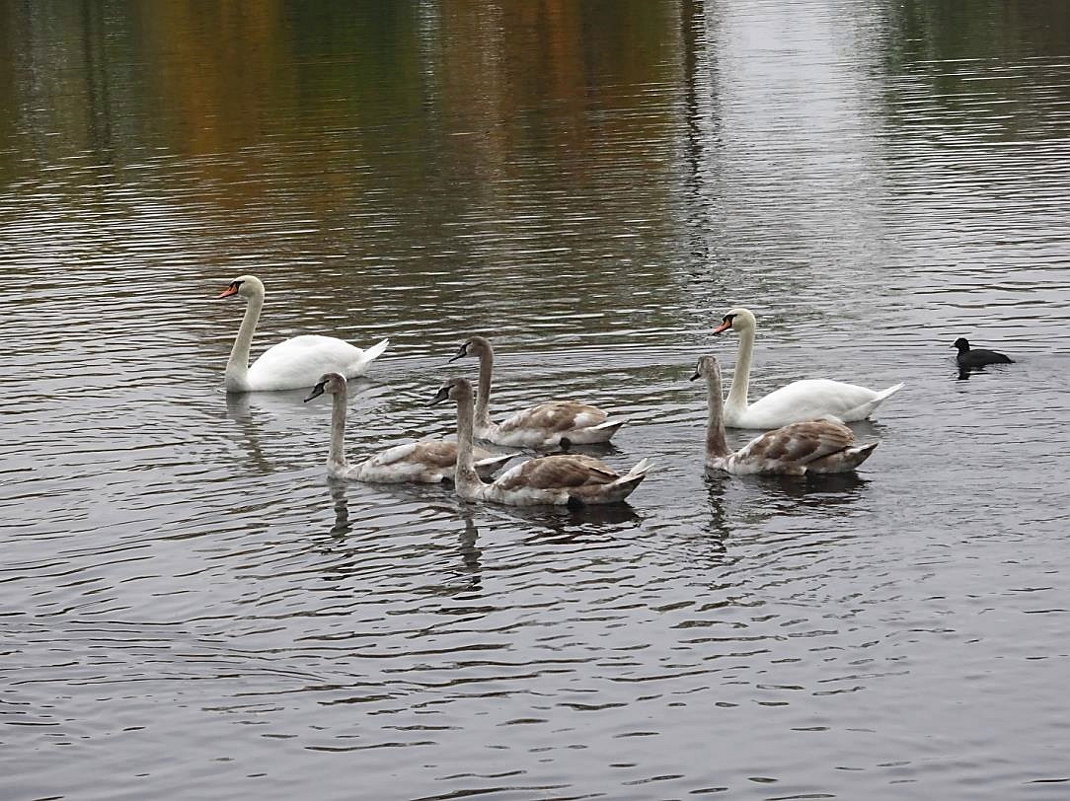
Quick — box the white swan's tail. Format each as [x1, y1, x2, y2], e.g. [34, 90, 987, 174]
[350, 338, 389, 376]
[876, 382, 905, 401]
[849, 382, 904, 421]
[362, 338, 390, 363]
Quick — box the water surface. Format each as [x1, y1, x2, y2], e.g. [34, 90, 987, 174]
[2, 2, 1070, 799]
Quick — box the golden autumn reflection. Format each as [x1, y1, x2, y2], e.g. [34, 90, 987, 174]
[1, 2, 684, 178]
[0, 0, 697, 296]
[2, 0, 1069, 337]
[3, 1, 1068, 212]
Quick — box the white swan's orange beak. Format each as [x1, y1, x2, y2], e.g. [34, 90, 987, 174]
[712, 319, 733, 335]
[216, 284, 239, 298]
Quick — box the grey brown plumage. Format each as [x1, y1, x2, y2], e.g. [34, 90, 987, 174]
[727, 420, 878, 475]
[305, 373, 512, 483]
[692, 355, 878, 476]
[449, 335, 624, 448]
[430, 377, 653, 506]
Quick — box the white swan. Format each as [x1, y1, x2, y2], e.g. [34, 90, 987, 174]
[692, 355, 878, 476]
[430, 377, 654, 506]
[305, 373, 514, 483]
[449, 335, 624, 448]
[217, 275, 389, 392]
[712, 308, 903, 429]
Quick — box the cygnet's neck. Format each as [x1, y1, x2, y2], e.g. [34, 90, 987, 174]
[328, 389, 349, 473]
[705, 368, 731, 461]
[453, 386, 487, 499]
[474, 347, 494, 428]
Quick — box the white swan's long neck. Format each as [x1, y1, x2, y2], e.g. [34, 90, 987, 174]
[225, 289, 264, 390]
[705, 369, 730, 461]
[474, 348, 494, 428]
[329, 389, 349, 472]
[454, 388, 486, 500]
[726, 326, 755, 411]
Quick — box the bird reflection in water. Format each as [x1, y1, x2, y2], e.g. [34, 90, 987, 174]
[224, 387, 318, 475]
[957, 364, 1010, 381]
[465, 496, 641, 546]
[455, 510, 484, 593]
[328, 480, 352, 540]
[315, 485, 489, 597]
[764, 470, 869, 498]
[703, 478, 732, 550]
[703, 462, 871, 524]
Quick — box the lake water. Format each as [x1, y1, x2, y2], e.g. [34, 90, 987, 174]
[2, 1, 1070, 799]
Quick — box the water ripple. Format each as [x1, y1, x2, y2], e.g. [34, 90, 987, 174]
[3, 4, 1070, 801]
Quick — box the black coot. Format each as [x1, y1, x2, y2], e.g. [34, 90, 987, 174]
[953, 337, 1014, 368]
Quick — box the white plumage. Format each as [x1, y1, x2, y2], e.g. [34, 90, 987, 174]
[218, 275, 388, 392]
[712, 307, 902, 428]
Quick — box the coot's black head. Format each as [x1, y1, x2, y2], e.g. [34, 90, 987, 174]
[952, 337, 970, 353]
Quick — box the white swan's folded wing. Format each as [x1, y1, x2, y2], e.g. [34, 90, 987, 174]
[249, 335, 377, 390]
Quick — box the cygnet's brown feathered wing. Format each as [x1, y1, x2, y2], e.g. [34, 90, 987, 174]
[728, 420, 877, 475]
[496, 401, 609, 434]
[487, 454, 652, 505]
[357, 440, 510, 482]
[496, 454, 618, 489]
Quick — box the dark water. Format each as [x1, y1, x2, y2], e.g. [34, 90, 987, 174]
[3, 2, 1070, 799]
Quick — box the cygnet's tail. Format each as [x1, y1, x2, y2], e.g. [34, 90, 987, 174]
[608, 457, 656, 500]
[565, 416, 627, 445]
[846, 441, 879, 467]
[473, 452, 514, 480]
[807, 440, 879, 475]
